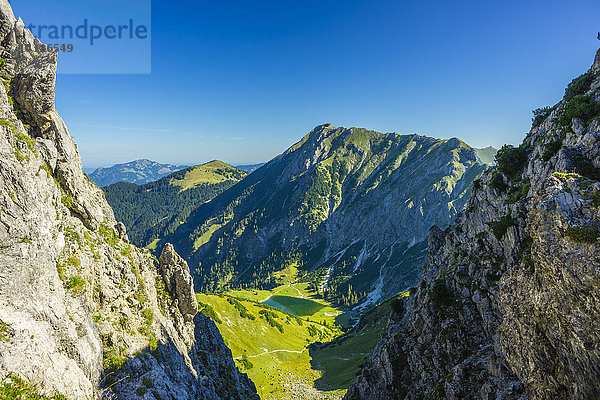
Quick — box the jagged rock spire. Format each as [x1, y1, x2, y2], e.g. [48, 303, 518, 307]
[158, 243, 198, 319]
[593, 47, 600, 72]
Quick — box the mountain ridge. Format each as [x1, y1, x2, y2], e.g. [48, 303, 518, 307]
[162, 124, 491, 309]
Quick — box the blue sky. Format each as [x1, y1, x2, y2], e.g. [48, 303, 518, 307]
[9, 0, 600, 168]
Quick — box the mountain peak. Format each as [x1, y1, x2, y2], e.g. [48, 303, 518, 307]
[169, 160, 246, 191]
[203, 159, 232, 168]
[169, 123, 489, 301]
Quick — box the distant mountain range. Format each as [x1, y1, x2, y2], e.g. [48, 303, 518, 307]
[236, 163, 266, 173]
[88, 159, 189, 187]
[88, 160, 267, 187]
[474, 146, 498, 165]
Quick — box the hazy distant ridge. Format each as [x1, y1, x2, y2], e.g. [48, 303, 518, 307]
[88, 159, 188, 186]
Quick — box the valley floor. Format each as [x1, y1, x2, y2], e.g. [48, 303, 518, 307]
[197, 281, 393, 399]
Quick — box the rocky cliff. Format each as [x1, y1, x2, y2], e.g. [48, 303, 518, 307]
[166, 125, 489, 307]
[345, 49, 600, 399]
[0, 2, 257, 399]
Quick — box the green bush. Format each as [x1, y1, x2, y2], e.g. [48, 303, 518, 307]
[507, 178, 530, 204]
[569, 152, 600, 181]
[226, 297, 255, 320]
[495, 145, 528, 180]
[0, 319, 13, 342]
[489, 215, 517, 240]
[430, 280, 453, 308]
[136, 386, 147, 396]
[141, 308, 153, 327]
[541, 138, 563, 162]
[489, 172, 507, 192]
[532, 106, 553, 128]
[0, 374, 67, 400]
[258, 309, 284, 333]
[103, 351, 127, 373]
[66, 276, 85, 293]
[565, 224, 600, 244]
[98, 222, 119, 247]
[559, 95, 600, 127]
[197, 301, 222, 324]
[564, 70, 597, 102]
[239, 354, 254, 370]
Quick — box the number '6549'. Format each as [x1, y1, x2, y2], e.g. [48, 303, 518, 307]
[49, 44, 74, 52]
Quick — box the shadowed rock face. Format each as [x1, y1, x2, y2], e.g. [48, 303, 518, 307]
[345, 50, 600, 400]
[0, 1, 257, 398]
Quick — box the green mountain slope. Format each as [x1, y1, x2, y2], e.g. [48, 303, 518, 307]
[103, 160, 247, 247]
[164, 125, 490, 307]
[196, 282, 407, 399]
[309, 292, 407, 391]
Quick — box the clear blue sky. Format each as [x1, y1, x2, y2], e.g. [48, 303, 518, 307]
[10, 0, 600, 168]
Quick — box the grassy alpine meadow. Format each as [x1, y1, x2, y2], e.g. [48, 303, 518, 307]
[309, 293, 407, 389]
[196, 281, 347, 399]
[196, 278, 406, 399]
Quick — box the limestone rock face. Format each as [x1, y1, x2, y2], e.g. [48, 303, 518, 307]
[159, 243, 199, 318]
[12, 51, 57, 116]
[0, 1, 257, 399]
[346, 50, 600, 399]
[0, 5, 111, 231]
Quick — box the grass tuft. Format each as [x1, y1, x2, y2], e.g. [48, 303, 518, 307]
[565, 224, 600, 244]
[0, 374, 67, 400]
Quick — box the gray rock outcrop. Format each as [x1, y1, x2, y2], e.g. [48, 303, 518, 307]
[0, 1, 258, 398]
[159, 243, 199, 318]
[593, 48, 600, 72]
